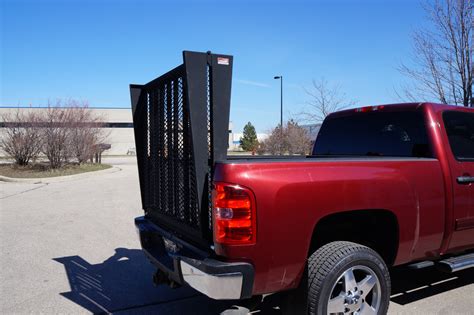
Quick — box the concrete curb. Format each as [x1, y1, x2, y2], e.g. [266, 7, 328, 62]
[0, 165, 121, 183]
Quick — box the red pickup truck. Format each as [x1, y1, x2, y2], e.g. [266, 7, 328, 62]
[130, 51, 474, 314]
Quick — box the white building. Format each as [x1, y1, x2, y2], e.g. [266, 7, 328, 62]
[0, 107, 135, 156]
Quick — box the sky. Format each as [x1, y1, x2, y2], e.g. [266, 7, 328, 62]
[1, 0, 428, 133]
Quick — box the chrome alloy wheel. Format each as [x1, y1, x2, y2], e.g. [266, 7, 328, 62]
[327, 265, 381, 315]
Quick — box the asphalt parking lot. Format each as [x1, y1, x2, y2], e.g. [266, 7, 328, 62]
[1, 156, 473, 314]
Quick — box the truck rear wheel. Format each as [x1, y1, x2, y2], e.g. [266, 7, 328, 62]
[307, 241, 391, 315]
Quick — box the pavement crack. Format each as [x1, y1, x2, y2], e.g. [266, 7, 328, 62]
[0, 183, 49, 200]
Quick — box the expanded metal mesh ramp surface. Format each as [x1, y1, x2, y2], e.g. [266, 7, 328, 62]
[130, 51, 233, 246]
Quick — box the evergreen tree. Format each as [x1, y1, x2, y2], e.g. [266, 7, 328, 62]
[240, 122, 259, 152]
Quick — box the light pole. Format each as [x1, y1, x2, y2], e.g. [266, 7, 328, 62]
[274, 75, 283, 154]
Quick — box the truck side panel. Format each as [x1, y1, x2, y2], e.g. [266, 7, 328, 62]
[214, 159, 445, 295]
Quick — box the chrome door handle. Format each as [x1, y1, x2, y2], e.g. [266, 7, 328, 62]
[457, 176, 474, 184]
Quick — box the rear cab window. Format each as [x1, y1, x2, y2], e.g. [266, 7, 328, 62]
[313, 109, 433, 158]
[443, 111, 474, 161]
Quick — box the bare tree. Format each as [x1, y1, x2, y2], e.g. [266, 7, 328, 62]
[300, 78, 356, 124]
[398, 0, 473, 107]
[259, 120, 312, 155]
[286, 120, 312, 155]
[67, 102, 108, 164]
[0, 109, 43, 166]
[41, 100, 109, 168]
[258, 125, 282, 155]
[41, 104, 73, 168]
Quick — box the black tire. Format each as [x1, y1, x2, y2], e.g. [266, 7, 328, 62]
[307, 241, 391, 315]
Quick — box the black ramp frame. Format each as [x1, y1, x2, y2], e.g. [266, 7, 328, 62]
[130, 51, 233, 247]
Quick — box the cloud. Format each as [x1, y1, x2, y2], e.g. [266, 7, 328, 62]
[235, 79, 271, 88]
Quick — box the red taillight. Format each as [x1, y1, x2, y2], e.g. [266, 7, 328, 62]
[212, 182, 256, 245]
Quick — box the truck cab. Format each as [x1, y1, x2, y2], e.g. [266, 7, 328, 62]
[431, 106, 474, 252]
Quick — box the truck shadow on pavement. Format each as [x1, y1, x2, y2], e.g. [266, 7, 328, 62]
[54, 249, 474, 314]
[389, 265, 474, 305]
[54, 248, 242, 314]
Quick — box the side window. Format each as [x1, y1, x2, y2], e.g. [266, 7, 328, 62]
[443, 111, 474, 161]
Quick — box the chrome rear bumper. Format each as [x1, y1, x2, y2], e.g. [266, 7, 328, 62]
[180, 260, 244, 299]
[135, 216, 255, 300]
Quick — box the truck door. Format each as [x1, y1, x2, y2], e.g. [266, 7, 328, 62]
[443, 110, 474, 250]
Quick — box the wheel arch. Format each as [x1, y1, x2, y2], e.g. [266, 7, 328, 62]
[308, 209, 400, 266]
